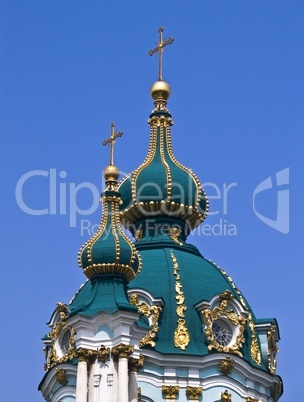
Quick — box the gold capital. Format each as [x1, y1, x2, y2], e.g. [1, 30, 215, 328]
[102, 121, 123, 166]
[111, 343, 134, 359]
[148, 26, 174, 81]
[162, 385, 179, 400]
[129, 354, 144, 371]
[76, 347, 97, 363]
[186, 386, 203, 400]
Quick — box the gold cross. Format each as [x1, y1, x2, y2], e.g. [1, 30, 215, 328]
[148, 26, 174, 81]
[102, 122, 123, 166]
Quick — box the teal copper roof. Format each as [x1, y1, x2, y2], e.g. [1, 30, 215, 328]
[127, 229, 265, 369]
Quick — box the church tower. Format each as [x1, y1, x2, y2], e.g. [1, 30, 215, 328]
[39, 28, 283, 402]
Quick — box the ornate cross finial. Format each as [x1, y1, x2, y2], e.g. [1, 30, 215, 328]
[148, 26, 174, 81]
[102, 122, 123, 166]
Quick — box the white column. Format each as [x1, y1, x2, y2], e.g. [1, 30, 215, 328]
[129, 369, 138, 402]
[76, 358, 88, 402]
[118, 356, 129, 402]
[128, 355, 144, 402]
[112, 344, 134, 402]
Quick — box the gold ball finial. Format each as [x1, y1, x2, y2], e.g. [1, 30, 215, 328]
[150, 80, 171, 101]
[104, 164, 119, 182]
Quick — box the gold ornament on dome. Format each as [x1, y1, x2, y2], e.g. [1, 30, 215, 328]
[186, 386, 203, 400]
[162, 385, 179, 400]
[202, 292, 247, 357]
[171, 250, 190, 350]
[129, 293, 162, 348]
[221, 390, 232, 401]
[268, 324, 279, 374]
[219, 356, 235, 375]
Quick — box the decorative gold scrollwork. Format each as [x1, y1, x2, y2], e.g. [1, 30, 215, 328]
[219, 356, 235, 375]
[202, 291, 246, 357]
[97, 345, 110, 363]
[171, 250, 190, 350]
[129, 293, 162, 348]
[47, 321, 76, 370]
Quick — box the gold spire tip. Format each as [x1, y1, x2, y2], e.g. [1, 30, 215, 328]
[148, 26, 174, 81]
[102, 122, 123, 182]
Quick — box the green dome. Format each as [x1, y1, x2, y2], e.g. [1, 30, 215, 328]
[118, 83, 209, 235]
[128, 231, 264, 369]
[78, 189, 141, 281]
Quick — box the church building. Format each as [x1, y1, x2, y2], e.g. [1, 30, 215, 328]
[39, 28, 283, 402]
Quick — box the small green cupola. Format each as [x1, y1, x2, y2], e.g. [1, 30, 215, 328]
[78, 122, 142, 282]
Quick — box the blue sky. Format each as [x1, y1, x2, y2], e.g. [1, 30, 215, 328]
[1, 1, 303, 401]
